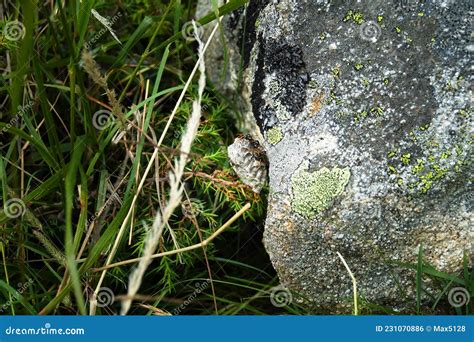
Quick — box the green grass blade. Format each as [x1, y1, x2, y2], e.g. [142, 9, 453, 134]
[112, 16, 154, 68]
[0, 124, 60, 170]
[0, 280, 37, 314]
[77, 0, 96, 52]
[416, 243, 423, 314]
[124, 45, 170, 196]
[64, 136, 87, 315]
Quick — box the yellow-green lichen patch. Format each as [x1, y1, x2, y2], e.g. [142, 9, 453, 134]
[387, 140, 471, 197]
[267, 126, 283, 145]
[353, 105, 384, 123]
[354, 62, 364, 71]
[291, 161, 351, 218]
[343, 10, 365, 25]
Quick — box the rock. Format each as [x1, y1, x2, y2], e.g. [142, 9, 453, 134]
[199, 0, 473, 309]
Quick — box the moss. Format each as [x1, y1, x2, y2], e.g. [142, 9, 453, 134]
[267, 126, 283, 145]
[291, 161, 351, 218]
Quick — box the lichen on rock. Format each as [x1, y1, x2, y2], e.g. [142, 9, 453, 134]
[291, 161, 351, 218]
[199, 0, 473, 310]
[266, 126, 283, 145]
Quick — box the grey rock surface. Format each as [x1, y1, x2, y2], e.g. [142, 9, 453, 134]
[200, 0, 473, 309]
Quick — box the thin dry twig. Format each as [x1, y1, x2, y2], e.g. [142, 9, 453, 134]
[90, 21, 220, 316]
[121, 24, 206, 313]
[121, 33, 205, 314]
[92, 203, 251, 272]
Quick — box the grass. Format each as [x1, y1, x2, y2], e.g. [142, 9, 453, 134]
[0, 0, 472, 316]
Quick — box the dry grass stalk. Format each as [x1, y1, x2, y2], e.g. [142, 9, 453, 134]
[336, 251, 359, 315]
[120, 21, 207, 315]
[90, 21, 220, 316]
[91, 203, 252, 272]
